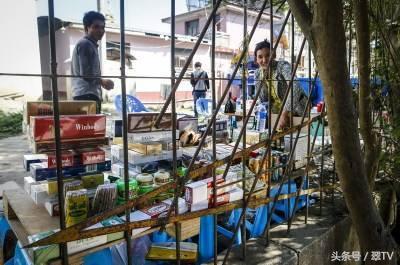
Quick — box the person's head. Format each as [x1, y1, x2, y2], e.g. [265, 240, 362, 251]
[254, 40, 274, 70]
[83, 11, 106, 41]
[194, 62, 202, 69]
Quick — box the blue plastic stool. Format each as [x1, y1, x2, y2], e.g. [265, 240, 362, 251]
[196, 98, 212, 116]
[83, 248, 113, 265]
[114, 95, 148, 113]
[270, 181, 297, 220]
[217, 208, 242, 245]
[6, 242, 30, 265]
[151, 231, 172, 243]
[199, 215, 215, 263]
[0, 217, 11, 248]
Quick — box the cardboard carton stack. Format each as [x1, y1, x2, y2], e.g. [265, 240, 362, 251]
[22, 101, 112, 217]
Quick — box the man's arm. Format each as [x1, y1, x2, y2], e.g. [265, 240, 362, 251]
[190, 73, 195, 87]
[204, 72, 210, 90]
[77, 42, 99, 84]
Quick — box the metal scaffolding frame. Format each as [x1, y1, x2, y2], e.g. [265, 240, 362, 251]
[0, 0, 350, 264]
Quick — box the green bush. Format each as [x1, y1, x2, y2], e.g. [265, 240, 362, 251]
[0, 110, 23, 138]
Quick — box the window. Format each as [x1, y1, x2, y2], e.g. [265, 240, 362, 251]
[160, 84, 171, 100]
[215, 14, 221, 31]
[174, 48, 193, 75]
[106, 41, 134, 68]
[185, 19, 199, 36]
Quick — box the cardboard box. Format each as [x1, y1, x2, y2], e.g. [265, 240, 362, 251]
[190, 200, 208, 212]
[31, 137, 109, 154]
[111, 162, 139, 178]
[121, 210, 151, 237]
[24, 176, 37, 194]
[210, 187, 244, 206]
[125, 142, 163, 155]
[23, 154, 47, 171]
[185, 181, 207, 204]
[232, 129, 268, 145]
[31, 184, 52, 205]
[24, 101, 96, 125]
[177, 117, 198, 132]
[45, 200, 60, 216]
[162, 197, 188, 215]
[128, 112, 172, 133]
[111, 145, 182, 165]
[47, 178, 76, 195]
[78, 148, 105, 165]
[140, 202, 170, 219]
[47, 151, 75, 168]
[110, 119, 122, 138]
[284, 133, 308, 168]
[30, 114, 106, 142]
[100, 216, 125, 242]
[270, 113, 318, 133]
[30, 160, 111, 181]
[81, 173, 104, 189]
[127, 130, 179, 143]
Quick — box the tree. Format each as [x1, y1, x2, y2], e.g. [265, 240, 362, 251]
[354, 0, 379, 189]
[287, 0, 396, 262]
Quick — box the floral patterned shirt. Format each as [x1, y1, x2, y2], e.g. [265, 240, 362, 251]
[255, 60, 308, 116]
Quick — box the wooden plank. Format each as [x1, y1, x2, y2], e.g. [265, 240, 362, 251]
[3, 189, 59, 236]
[49, 227, 164, 265]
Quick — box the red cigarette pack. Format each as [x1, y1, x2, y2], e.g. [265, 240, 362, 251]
[47, 151, 75, 168]
[140, 202, 170, 219]
[78, 148, 106, 165]
[30, 114, 106, 142]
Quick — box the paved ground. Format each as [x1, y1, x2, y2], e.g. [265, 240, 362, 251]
[0, 134, 29, 196]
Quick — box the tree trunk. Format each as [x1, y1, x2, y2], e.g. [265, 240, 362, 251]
[353, 0, 379, 189]
[288, 0, 396, 262]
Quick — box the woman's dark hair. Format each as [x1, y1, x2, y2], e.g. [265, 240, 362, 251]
[83, 11, 105, 30]
[254, 39, 271, 58]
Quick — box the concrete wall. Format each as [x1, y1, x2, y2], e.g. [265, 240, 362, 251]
[58, 27, 232, 102]
[0, 0, 42, 100]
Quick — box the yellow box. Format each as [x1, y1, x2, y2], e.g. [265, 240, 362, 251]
[113, 138, 163, 155]
[81, 173, 104, 189]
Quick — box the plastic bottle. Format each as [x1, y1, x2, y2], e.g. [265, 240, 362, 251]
[258, 104, 267, 132]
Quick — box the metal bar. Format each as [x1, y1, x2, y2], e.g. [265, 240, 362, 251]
[320, 103, 326, 213]
[211, 1, 218, 263]
[47, 0, 68, 264]
[170, 1, 181, 263]
[217, 8, 292, 212]
[306, 28, 312, 225]
[259, 38, 308, 239]
[0, 71, 305, 81]
[119, 1, 132, 264]
[161, 0, 278, 229]
[288, 12, 294, 233]
[241, 0, 248, 258]
[222, 37, 307, 265]
[155, 0, 223, 127]
[27, 113, 324, 249]
[265, 0, 274, 245]
[286, 72, 319, 231]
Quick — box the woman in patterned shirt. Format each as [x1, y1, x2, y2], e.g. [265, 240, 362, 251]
[254, 40, 308, 129]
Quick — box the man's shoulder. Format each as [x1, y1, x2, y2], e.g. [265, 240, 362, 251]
[75, 37, 94, 49]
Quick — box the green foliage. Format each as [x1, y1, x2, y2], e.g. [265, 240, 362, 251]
[0, 110, 23, 139]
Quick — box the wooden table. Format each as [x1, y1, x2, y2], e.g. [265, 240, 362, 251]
[3, 188, 199, 265]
